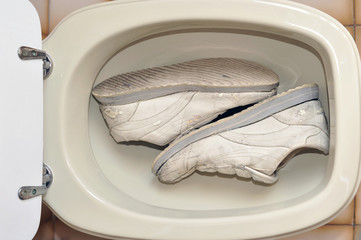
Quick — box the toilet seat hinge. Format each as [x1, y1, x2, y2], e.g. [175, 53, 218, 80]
[18, 163, 53, 200]
[18, 46, 53, 80]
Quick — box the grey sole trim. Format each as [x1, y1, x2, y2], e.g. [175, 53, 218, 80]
[92, 58, 279, 105]
[94, 84, 279, 105]
[152, 84, 319, 174]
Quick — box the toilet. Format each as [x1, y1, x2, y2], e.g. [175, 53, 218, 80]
[2, 0, 361, 239]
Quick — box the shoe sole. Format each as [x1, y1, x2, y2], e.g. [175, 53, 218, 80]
[153, 84, 320, 174]
[92, 58, 279, 105]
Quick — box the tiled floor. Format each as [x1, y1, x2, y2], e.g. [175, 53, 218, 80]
[29, 0, 361, 239]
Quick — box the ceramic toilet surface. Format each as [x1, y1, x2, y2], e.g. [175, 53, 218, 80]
[40, 0, 361, 239]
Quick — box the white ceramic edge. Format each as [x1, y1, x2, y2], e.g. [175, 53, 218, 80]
[42, 0, 361, 239]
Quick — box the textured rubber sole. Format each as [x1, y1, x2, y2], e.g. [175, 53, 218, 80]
[152, 84, 320, 174]
[92, 58, 279, 105]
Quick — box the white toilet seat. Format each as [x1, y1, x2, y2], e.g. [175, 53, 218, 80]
[0, 1, 43, 239]
[42, 0, 361, 239]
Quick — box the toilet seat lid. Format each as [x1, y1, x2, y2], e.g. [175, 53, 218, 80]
[0, 0, 43, 239]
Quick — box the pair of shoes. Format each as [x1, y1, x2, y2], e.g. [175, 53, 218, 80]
[92, 58, 329, 184]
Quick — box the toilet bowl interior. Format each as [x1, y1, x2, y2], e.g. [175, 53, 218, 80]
[89, 30, 329, 212]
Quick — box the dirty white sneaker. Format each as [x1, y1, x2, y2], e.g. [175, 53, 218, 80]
[92, 58, 279, 145]
[153, 84, 329, 184]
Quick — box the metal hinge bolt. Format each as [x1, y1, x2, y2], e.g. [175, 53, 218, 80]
[18, 164, 53, 200]
[18, 46, 53, 80]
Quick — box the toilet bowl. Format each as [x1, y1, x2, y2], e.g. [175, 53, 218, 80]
[2, 0, 361, 239]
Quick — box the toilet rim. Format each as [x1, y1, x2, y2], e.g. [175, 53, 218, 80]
[42, 0, 361, 239]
